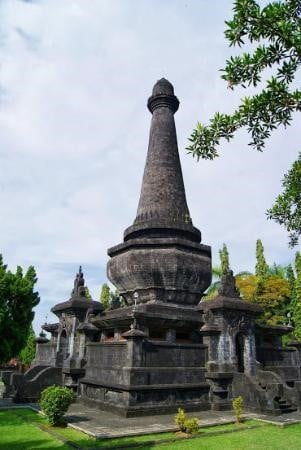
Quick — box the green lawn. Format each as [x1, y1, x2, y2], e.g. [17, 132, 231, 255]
[1, 408, 301, 450]
[0, 409, 69, 450]
[151, 422, 301, 450]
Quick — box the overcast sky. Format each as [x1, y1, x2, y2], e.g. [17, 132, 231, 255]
[0, 0, 299, 334]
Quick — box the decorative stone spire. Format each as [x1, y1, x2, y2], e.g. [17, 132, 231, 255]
[218, 270, 240, 298]
[52, 265, 103, 316]
[72, 266, 86, 297]
[124, 78, 201, 242]
[35, 330, 49, 344]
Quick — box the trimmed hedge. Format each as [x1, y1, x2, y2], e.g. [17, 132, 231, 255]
[39, 385, 74, 426]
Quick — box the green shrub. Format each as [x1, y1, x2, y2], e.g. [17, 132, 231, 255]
[175, 408, 186, 432]
[175, 408, 199, 434]
[232, 396, 244, 423]
[184, 417, 199, 434]
[39, 385, 74, 426]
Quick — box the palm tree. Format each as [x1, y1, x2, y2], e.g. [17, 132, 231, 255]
[205, 266, 223, 300]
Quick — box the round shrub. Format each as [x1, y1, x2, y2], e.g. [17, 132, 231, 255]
[39, 385, 74, 426]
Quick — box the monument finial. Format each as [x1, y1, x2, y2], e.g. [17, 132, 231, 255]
[72, 266, 86, 297]
[147, 78, 179, 113]
[218, 270, 240, 298]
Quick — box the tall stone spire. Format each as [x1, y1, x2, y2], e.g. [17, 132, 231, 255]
[124, 78, 201, 243]
[136, 79, 189, 222]
[107, 79, 211, 306]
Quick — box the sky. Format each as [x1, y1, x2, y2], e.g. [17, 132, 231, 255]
[0, 0, 299, 334]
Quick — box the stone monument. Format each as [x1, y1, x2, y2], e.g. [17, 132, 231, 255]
[78, 79, 212, 415]
[3, 79, 301, 417]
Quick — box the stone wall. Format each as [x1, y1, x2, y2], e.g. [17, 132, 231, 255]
[33, 343, 57, 367]
[143, 341, 207, 367]
[257, 346, 301, 381]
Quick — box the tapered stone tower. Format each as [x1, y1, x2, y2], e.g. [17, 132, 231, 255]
[107, 78, 211, 305]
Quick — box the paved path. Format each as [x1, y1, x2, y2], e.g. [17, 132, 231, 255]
[2, 398, 301, 439]
[0, 398, 36, 410]
[65, 403, 246, 438]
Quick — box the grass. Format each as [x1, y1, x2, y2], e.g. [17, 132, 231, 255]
[0, 408, 69, 450]
[1, 408, 301, 449]
[150, 422, 301, 449]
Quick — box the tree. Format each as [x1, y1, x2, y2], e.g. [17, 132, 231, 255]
[236, 273, 290, 325]
[267, 154, 301, 247]
[235, 273, 257, 302]
[187, 0, 301, 246]
[286, 264, 296, 301]
[205, 266, 223, 300]
[292, 252, 301, 338]
[0, 256, 40, 364]
[255, 239, 269, 279]
[100, 283, 111, 310]
[268, 263, 288, 278]
[84, 287, 92, 299]
[219, 243, 230, 273]
[205, 244, 233, 299]
[19, 326, 36, 366]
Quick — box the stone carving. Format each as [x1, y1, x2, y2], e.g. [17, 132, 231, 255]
[218, 270, 240, 298]
[59, 314, 72, 335]
[204, 309, 215, 325]
[225, 311, 249, 336]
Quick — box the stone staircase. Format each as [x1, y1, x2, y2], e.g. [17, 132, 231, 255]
[233, 372, 299, 415]
[275, 396, 297, 414]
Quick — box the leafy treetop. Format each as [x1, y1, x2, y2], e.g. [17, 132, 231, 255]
[255, 239, 269, 279]
[267, 153, 301, 247]
[0, 255, 40, 364]
[219, 243, 230, 273]
[187, 0, 301, 246]
[100, 283, 111, 310]
[19, 326, 36, 366]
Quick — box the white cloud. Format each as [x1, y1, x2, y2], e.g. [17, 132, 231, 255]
[0, 0, 299, 333]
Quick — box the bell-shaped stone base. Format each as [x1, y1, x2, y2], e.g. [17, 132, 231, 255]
[107, 237, 211, 306]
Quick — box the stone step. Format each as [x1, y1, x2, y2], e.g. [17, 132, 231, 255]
[279, 404, 291, 409]
[280, 407, 298, 414]
[277, 398, 297, 414]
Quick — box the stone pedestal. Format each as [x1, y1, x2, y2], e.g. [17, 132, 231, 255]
[79, 303, 210, 416]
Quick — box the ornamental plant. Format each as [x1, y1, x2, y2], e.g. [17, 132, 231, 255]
[232, 395, 244, 423]
[39, 385, 74, 426]
[174, 408, 199, 435]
